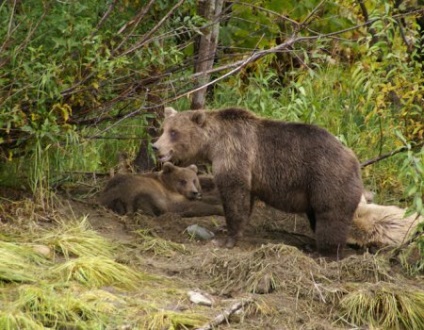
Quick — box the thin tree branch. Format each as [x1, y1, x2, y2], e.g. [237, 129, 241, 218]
[360, 142, 424, 168]
[114, 0, 156, 52]
[195, 298, 254, 330]
[229, 1, 300, 28]
[119, 0, 186, 57]
[301, 0, 327, 27]
[92, 0, 118, 35]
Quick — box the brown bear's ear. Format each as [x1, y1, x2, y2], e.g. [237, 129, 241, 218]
[191, 111, 206, 127]
[164, 107, 178, 118]
[162, 162, 175, 173]
[187, 164, 198, 174]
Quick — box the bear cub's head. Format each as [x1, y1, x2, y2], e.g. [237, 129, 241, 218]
[161, 162, 202, 200]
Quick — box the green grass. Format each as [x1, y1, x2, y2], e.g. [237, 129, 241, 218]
[0, 241, 49, 283]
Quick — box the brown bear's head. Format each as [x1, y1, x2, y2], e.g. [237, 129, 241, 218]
[152, 107, 208, 164]
[161, 162, 202, 200]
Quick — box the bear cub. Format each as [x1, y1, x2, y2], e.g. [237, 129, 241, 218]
[99, 162, 223, 217]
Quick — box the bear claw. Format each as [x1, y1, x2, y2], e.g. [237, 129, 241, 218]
[212, 237, 237, 249]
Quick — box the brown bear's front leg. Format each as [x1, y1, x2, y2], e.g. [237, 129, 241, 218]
[214, 174, 252, 248]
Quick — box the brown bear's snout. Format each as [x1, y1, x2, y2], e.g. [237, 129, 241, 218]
[152, 142, 173, 162]
[152, 143, 163, 154]
[188, 191, 201, 200]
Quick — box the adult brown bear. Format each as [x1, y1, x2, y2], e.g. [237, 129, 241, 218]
[99, 162, 224, 217]
[153, 107, 363, 259]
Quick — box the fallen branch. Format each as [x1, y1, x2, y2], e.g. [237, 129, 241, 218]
[195, 298, 254, 330]
[360, 141, 424, 168]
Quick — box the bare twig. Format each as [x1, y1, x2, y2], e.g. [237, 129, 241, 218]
[15, 3, 48, 54]
[360, 142, 424, 168]
[229, 1, 299, 28]
[356, 0, 379, 45]
[7, 0, 17, 36]
[167, 34, 299, 103]
[92, 0, 118, 35]
[120, 0, 186, 57]
[301, 0, 327, 27]
[114, 0, 156, 52]
[195, 298, 254, 330]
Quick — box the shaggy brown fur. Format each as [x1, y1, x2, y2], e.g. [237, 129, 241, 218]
[99, 162, 224, 217]
[348, 198, 423, 249]
[153, 107, 363, 258]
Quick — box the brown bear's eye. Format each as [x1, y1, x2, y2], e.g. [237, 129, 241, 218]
[179, 179, 187, 186]
[170, 130, 178, 140]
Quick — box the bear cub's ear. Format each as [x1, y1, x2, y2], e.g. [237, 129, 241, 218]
[187, 164, 198, 174]
[162, 162, 175, 173]
[191, 111, 206, 127]
[164, 107, 178, 118]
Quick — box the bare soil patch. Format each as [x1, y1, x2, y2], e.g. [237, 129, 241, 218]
[1, 178, 423, 329]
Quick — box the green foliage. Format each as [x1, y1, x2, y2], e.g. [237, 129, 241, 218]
[0, 0, 190, 196]
[397, 135, 424, 216]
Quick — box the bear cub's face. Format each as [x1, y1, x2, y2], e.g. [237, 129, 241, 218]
[162, 162, 202, 200]
[153, 107, 207, 163]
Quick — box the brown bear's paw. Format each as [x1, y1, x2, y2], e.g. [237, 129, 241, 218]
[212, 236, 237, 249]
[316, 249, 344, 262]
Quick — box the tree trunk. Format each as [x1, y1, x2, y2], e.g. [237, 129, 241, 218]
[133, 91, 163, 173]
[191, 0, 224, 110]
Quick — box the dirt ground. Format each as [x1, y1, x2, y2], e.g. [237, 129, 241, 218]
[2, 178, 423, 329]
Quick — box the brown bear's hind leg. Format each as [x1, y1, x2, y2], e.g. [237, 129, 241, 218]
[110, 199, 127, 215]
[314, 210, 351, 259]
[306, 209, 316, 232]
[133, 192, 164, 216]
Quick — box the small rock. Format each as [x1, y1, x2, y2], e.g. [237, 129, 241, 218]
[229, 307, 244, 323]
[32, 244, 52, 258]
[187, 290, 213, 306]
[185, 224, 215, 240]
[252, 273, 276, 294]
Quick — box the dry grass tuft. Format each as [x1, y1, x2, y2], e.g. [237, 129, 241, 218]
[133, 229, 189, 257]
[338, 282, 424, 329]
[396, 239, 424, 275]
[323, 253, 392, 283]
[136, 308, 209, 330]
[205, 244, 320, 295]
[0, 198, 39, 225]
[37, 216, 115, 259]
[50, 256, 148, 288]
